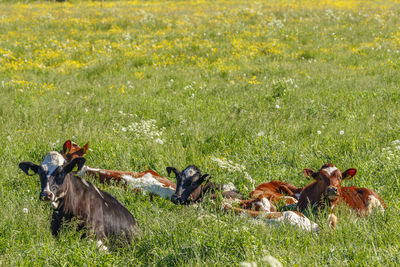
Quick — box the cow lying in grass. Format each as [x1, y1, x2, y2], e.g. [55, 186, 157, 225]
[61, 140, 177, 199]
[166, 165, 318, 232]
[19, 152, 138, 249]
[297, 163, 385, 228]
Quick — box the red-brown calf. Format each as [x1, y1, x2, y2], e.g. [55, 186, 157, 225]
[297, 163, 358, 228]
[250, 181, 302, 206]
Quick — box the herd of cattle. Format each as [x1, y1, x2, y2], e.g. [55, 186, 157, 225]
[18, 140, 386, 249]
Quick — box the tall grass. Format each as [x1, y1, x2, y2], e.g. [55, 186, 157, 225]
[1, 0, 400, 265]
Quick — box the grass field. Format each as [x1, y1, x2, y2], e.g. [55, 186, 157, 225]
[1, 0, 400, 265]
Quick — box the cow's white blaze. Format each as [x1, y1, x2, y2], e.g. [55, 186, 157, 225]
[183, 167, 196, 177]
[222, 182, 237, 192]
[41, 151, 65, 176]
[121, 173, 175, 199]
[323, 166, 338, 176]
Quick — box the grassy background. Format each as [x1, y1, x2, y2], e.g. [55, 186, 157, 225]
[1, 0, 400, 265]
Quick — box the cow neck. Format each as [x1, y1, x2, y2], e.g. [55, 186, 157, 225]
[188, 181, 219, 203]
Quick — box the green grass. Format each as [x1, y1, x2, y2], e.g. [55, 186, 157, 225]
[1, 0, 400, 265]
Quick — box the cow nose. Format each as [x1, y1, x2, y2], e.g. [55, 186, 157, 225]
[327, 187, 338, 195]
[40, 191, 54, 201]
[171, 195, 180, 204]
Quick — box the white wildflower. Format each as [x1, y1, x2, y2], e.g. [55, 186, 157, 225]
[154, 138, 164, 145]
[121, 127, 127, 132]
[339, 130, 344, 135]
[23, 208, 28, 214]
[275, 104, 281, 109]
[66, 91, 70, 95]
[262, 255, 283, 267]
[211, 157, 255, 190]
[317, 130, 322, 135]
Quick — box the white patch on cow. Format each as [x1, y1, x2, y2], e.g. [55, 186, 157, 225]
[81, 179, 90, 187]
[41, 151, 65, 176]
[294, 193, 300, 199]
[281, 196, 298, 204]
[323, 166, 338, 176]
[93, 185, 104, 199]
[76, 166, 88, 177]
[86, 167, 100, 172]
[96, 240, 108, 252]
[256, 197, 273, 212]
[367, 195, 385, 214]
[105, 202, 109, 208]
[122, 173, 175, 199]
[266, 211, 319, 232]
[52, 201, 59, 209]
[328, 214, 337, 228]
[183, 167, 196, 177]
[222, 182, 237, 192]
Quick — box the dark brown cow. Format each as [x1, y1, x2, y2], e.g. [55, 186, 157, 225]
[297, 163, 357, 228]
[19, 152, 138, 249]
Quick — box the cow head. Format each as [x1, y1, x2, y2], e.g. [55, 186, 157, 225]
[302, 163, 357, 204]
[167, 165, 210, 204]
[19, 151, 85, 203]
[61, 140, 89, 162]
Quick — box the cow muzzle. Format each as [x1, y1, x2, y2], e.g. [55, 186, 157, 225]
[326, 187, 339, 200]
[40, 190, 54, 201]
[171, 194, 184, 204]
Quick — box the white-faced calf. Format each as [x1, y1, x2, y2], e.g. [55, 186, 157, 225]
[19, 152, 138, 246]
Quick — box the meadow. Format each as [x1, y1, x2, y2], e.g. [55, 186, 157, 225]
[1, 0, 400, 265]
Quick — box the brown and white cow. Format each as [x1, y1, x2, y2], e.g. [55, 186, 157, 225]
[297, 163, 385, 217]
[296, 163, 358, 228]
[60, 140, 176, 199]
[250, 181, 302, 206]
[19, 152, 138, 248]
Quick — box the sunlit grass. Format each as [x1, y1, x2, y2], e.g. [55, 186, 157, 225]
[1, 0, 400, 265]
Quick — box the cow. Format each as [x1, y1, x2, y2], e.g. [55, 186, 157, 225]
[250, 181, 302, 206]
[297, 164, 385, 217]
[166, 165, 241, 205]
[18, 152, 138, 249]
[59, 140, 176, 199]
[61, 140, 89, 163]
[296, 163, 358, 228]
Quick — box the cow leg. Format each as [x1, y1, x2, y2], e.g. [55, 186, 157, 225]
[50, 210, 63, 236]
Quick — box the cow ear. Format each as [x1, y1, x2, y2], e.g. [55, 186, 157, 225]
[83, 142, 89, 154]
[166, 167, 179, 177]
[199, 174, 211, 185]
[62, 140, 72, 154]
[19, 162, 39, 176]
[63, 157, 86, 174]
[303, 168, 316, 179]
[342, 168, 357, 180]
